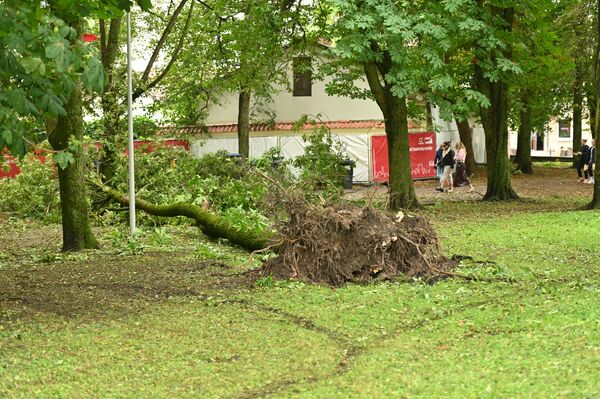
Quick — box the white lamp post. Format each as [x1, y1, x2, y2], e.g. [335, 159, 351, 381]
[126, 12, 137, 235]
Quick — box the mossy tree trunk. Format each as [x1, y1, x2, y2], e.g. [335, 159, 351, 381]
[475, 7, 519, 201]
[456, 119, 477, 176]
[384, 95, 417, 210]
[99, 17, 123, 183]
[573, 64, 584, 168]
[364, 59, 417, 210]
[99, 184, 270, 251]
[47, 17, 98, 251]
[515, 105, 534, 174]
[238, 90, 251, 158]
[589, 0, 600, 209]
[589, 92, 597, 140]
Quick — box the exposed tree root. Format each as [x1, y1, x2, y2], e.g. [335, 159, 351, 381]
[261, 192, 458, 286]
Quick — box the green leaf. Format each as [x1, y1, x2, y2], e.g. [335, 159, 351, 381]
[54, 151, 75, 170]
[1, 129, 13, 146]
[6, 89, 28, 114]
[136, 0, 153, 11]
[39, 93, 67, 117]
[82, 57, 105, 93]
[20, 57, 44, 74]
[45, 36, 70, 72]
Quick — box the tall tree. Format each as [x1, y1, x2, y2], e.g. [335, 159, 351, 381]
[159, 0, 309, 159]
[471, 2, 523, 201]
[0, 0, 151, 251]
[97, 0, 194, 181]
[322, 0, 480, 210]
[511, 2, 573, 175]
[556, 0, 596, 167]
[590, 0, 600, 208]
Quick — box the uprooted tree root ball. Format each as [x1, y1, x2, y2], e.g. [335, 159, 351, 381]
[261, 198, 457, 286]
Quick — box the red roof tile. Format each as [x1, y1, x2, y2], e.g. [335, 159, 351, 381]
[160, 120, 421, 136]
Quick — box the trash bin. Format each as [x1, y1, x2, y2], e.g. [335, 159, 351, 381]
[271, 156, 284, 170]
[340, 158, 355, 189]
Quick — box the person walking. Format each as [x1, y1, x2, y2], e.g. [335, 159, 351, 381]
[576, 139, 591, 182]
[434, 145, 444, 189]
[453, 142, 475, 192]
[436, 141, 455, 193]
[586, 138, 596, 185]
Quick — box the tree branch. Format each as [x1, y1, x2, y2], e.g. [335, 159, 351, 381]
[364, 62, 387, 111]
[140, 0, 189, 83]
[133, 0, 194, 100]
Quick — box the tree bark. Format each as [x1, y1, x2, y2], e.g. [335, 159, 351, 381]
[384, 96, 417, 210]
[363, 59, 417, 210]
[99, 184, 270, 251]
[455, 119, 477, 176]
[237, 90, 251, 158]
[589, 0, 600, 209]
[99, 17, 123, 183]
[48, 82, 99, 251]
[589, 92, 597, 140]
[573, 64, 584, 168]
[515, 106, 534, 174]
[475, 6, 519, 201]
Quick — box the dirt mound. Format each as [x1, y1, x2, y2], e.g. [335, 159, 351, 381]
[262, 199, 456, 286]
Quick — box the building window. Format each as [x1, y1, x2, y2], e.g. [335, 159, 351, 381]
[558, 120, 571, 138]
[532, 132, 545, 151]
[293, 57, 312, 97]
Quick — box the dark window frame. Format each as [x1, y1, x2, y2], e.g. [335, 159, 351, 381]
[293, 57, 312, 97]
[558, 119, 571, 139]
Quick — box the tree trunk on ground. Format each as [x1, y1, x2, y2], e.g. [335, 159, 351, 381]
[589, 0, 600, 209]
[456, 119, 477, 176]
[99, 17, 123, 183]
[238, 90, 251, 158]
[48, 58, 98, 250]
[573, 66, 584, 168]
[475, 7, 519, 201]
[99, 184, 270, 250]
[363, 60, 417, 210]
[515, 106, 534, 174]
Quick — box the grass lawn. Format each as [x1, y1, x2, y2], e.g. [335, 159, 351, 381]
[1, 175, 599, 398]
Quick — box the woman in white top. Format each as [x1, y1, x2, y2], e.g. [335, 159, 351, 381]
[454, 142, 474, 192]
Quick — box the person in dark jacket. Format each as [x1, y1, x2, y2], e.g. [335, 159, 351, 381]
[434, 145, 444, 182]
[436, 141, 455, 192]
[577, 139, 591, 182]
[586, 138, 596, 184]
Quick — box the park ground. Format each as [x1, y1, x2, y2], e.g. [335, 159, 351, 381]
[1, 163, 599, 398]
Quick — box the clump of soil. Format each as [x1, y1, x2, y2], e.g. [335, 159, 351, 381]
[262, 198, 456, 286]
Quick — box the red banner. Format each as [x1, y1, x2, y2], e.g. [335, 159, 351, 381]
[371, 132, 436, 182]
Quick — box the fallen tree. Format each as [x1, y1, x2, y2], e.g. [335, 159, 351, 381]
[96, 174, 461, 286]
[97, 183, 271, 251]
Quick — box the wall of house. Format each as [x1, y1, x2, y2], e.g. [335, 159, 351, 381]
[508, 117, 594, 158]
[205, 70, 384, 125]
[430, 107, 487, 164]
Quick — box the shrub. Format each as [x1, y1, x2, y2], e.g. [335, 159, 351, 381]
[0, 154, 60, 222]
[292, 118, 350, 202]
[102, 145, 273, 226]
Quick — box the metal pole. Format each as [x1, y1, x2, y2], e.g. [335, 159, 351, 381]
[127, 12, 136, 235]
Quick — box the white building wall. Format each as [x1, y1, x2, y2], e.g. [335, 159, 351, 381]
[430, 106, 487, 163]
[508, 118, 593, 158]
[206, 71, 384, 125]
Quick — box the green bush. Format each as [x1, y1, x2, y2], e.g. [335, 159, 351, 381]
[103, 145, 273, 226]
[0, 155, 60, 222]
[292, 119, 350, 202]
